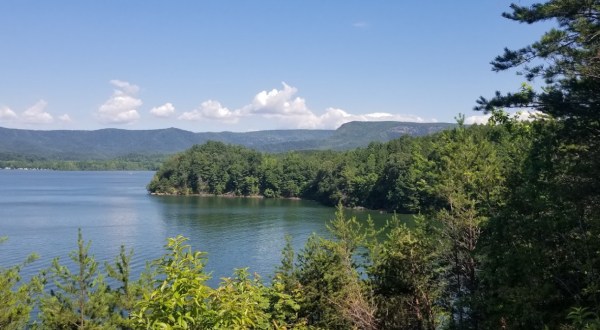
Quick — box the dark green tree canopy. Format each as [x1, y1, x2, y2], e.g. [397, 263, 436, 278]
[476, 0, 600, 123]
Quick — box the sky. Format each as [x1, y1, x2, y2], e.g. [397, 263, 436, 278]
[0, 1, 550, 132]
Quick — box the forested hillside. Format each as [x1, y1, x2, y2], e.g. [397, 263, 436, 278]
[147, 122, 512, 214]
[0, 121, 453, 161]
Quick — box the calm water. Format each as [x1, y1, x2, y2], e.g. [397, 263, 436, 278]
[0, 170, 391, 285]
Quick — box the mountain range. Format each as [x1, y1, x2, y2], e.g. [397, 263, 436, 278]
[0, 121, 455, 160]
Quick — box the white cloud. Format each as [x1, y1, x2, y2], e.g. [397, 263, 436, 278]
[179, 100, 240, 123]
[22, 100, 53, 124]
[179, 82, 431, 129]
[97, 80, 142, 124]
[242, 83, 311, 117]
[0, 106, 18, 121]
[515, 110, 544, 121]
[59, 114, 72, 123]
[150, 103, 176, 118]
[465, 110, 545, 125]
[353, 21, 368, 28]
[464, 114, 491, 125]
[109, 79, 140, 94]
[290, 108, 431, 130]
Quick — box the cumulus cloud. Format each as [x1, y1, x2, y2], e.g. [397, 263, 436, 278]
[110, 79, 140, 94]
[464, 114, 491, 125]
[178, 82, 431, 129]
[21, 100, 53, 124]
[0, 106, 18, 121]
[307, 108, 429, 129]
[150, 103, 176, 118]
[179, 100, 240, 123]
[97, 80, 142, 124]
[465, 110, 545, 125]
[515, 110, 544, 121]
[0, 103, 72, 126]
[242, 83, 311, 117]
[59, 114, 73, 123]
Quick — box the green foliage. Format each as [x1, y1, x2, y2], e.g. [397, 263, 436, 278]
[37, 230, 146, 329]
[429, 124, 509, 329]
[474, 1, 600, 328]
[476, 0, 600, 121]
[132, 235, 313, 330]
[39, 229, 116, 329]
[132, 235, 213, 329]
[104, 245, 146, 329]
[274, 236, 297, 294]
[269, 235, 314, 329]
[267, 274, 306, 329]
[210, 269, 271, 329]
[294, 233, 351, 329]
[0, 237, 42, 330]
[565, 307, 600, 330]
[147, 141, 265, 197]
[150, 123, 515, 215]
[369, 215, 443, 330]
[290, 207, 378, 329]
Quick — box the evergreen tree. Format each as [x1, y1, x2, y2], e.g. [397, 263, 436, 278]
[104, 245, 144, 329]
[476, 1, 600, 327]
[293, 206, 378, 329]
[369, 215, 443, 330]
[39, 229, 113, 329]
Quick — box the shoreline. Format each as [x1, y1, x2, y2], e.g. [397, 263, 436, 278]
[149, 191, 302, 200]
[149, 191, 385, 212]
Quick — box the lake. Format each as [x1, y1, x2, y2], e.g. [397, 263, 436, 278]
[0, 170, 393, 285]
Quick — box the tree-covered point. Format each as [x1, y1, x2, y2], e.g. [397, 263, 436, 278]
[148, 123, 522, 214]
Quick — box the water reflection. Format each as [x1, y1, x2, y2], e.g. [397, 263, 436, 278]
[1, 171, 396, 287]
[149, 196, 332, 282]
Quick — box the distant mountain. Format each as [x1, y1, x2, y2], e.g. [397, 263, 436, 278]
[0, 121, 455, 160]
[321, 121, 457, 150]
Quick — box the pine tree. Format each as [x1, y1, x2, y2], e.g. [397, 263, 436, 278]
[476, 1, 600, 327]
[369, 215, 442, 330]
[39, 229, 113, 329]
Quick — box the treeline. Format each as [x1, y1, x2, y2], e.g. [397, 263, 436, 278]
[148, 122, 514, 214]
[0, 154, 167, 171]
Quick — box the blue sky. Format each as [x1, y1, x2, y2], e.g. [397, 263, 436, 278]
[0, 1, 549, 132]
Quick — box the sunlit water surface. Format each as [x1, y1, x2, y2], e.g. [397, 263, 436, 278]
[0, 170, 394, 285]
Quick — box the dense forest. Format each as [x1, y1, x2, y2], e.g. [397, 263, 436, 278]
[0, 153, 167, 171]
[2, 0, 600, 328]
[147, 123, 511, 215]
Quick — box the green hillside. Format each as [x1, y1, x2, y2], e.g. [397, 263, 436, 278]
[0, 121, 454, 161]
